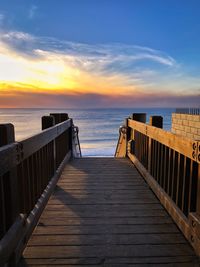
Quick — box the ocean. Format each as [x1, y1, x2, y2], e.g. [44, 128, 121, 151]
[0, 108, 174, 156]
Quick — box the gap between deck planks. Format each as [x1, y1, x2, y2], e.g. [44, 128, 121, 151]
[21, 158, 199, 267]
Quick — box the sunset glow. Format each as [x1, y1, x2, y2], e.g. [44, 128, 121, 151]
[0, 1, 200, 107]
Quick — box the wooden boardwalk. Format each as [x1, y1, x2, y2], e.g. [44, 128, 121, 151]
[21, 158, 199, 266]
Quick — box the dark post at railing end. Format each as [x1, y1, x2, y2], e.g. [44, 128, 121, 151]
[0, 123, 15, 146]
[50, 113, 69, 124]
[0, 123, 19, 238]
[131, 113, 146, 123]
[42, 116, 55, 130]
[149, 116, 163, 128]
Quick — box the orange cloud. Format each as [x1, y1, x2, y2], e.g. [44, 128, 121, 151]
[0, 86, 199, 108]
[0, 30, 200, 108]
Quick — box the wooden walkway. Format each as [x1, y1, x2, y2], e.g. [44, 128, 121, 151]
[21, 158, 199, 266]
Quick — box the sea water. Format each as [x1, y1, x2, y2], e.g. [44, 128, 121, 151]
[0, 108, 174, 156]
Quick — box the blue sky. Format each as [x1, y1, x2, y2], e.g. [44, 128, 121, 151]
[1, 1, 200, 53]
[0, 0, 199, 107]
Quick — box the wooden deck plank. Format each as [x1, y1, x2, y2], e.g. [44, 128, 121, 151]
[19, 264, 199, 267]
[48, 198, 160, 204]
[34, 217, 174, 225]
[28, 233, 187, 246]
[21, 256, 198, 266]
[38, 209, 169, 218]
[32, 224, 179, 235]
[43, 203, 163, 211]
[24, 244, 195, 257]
[21, 158, 199, 266]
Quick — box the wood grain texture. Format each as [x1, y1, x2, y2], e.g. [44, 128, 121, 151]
[21, 158, 199, 266]
[128, 119, 197, 161]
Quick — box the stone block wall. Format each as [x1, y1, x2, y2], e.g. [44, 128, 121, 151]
[171, 113, 200, 140]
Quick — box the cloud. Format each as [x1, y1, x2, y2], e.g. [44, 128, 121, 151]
[2, 31, 34, 42]
[0, 30, 179, 91]
[0, 30, 177, 69]
[0, 30, 199, 108]
[28, 5, 38, 19]
[0, 88, 199, 108]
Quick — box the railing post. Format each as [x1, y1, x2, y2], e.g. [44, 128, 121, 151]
[0, 124, 19, 232]
[41, 116, 55, 130]
[131, 113, 146, 123]
[131, 113, 147, 139]
[149, 116, 163, 129]
[41, 115, 56, 175]
[60, 113, 69, 122]
[0, 124, 15, 146]
[49, 113, 61, 124]
[59, 113, 72, 155]
[49, 113, 71, 167]
[50, 113, 69, 124]
[130, 113, 147, 154]
[49, 113, 62, 169]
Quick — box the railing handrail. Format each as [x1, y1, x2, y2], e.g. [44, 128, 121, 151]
[0, 118, 72, 177]
[0, 214, 26, 265]
[0, 113, 75, 266]
[119, 114, 200, 256]
[128, 119, 199, 163]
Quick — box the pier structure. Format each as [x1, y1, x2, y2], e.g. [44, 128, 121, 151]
[0, 111, 199, 266]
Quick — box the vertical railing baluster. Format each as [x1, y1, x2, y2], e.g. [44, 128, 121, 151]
[188, 160, 193, 213]
[149, 116, 163, 182]
[167, 148, 172, 195]
[172, 151, 178, 201]
[191, 162, 198, 212]
[177, 154, 184, 210]
[174, 153, 180, 204]
[183, 158, 191, 216]
[153, 140, 157, 178]
[155, 141, 159, 182]
[29, 156, 35, 208]
[180, 156, 186, 214]
[160, 144, 164, 188]
[156, 141, 160, 183]
[148, 136, 152, 173]
[0, 176, 6, 238]
[150, 139, 154, 176]
[163, 146, 168, 191]
[0, 124, 19, 231]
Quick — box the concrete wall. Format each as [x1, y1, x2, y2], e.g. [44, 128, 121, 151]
[171, 113, 200, 140]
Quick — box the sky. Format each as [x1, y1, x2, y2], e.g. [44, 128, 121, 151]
[0, 0, 199, 108]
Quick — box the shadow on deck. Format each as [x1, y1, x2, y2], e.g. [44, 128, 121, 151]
[21, 158, 199, 266]
[1, 112, 200, 266]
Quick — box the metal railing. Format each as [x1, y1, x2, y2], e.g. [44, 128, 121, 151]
[72, 125, 82, 158]
[115, 126, 127, 157]
[175, 108, 200, 115]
